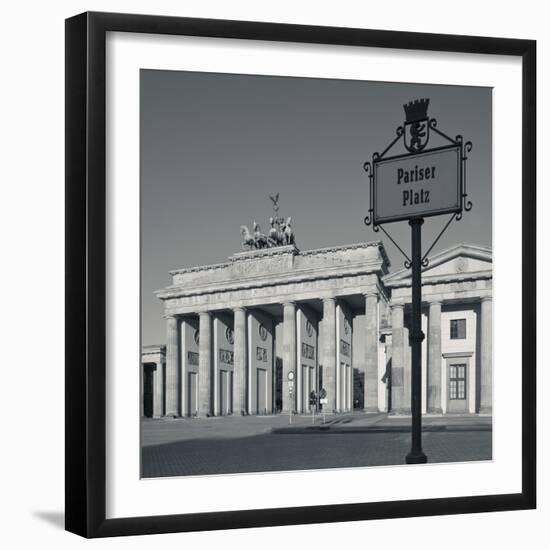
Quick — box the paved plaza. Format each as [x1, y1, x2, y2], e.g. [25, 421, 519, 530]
[141, 413, 492, 478]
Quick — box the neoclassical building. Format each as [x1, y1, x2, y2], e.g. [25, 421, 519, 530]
[141, 239, 492, 418]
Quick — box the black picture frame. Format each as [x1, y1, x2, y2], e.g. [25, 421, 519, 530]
[65, 11, 536, 538]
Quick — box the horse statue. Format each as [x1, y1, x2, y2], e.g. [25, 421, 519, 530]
[283, 217, 294, 245]
[253, 221, 269, 249]
[269, 217, 284, 246]
[240, 225, 255, 250]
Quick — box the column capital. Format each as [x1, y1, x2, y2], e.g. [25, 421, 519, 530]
[282, 301, 296, 308]
[163, 313, 178, 321]
[391, 302, 405, 311]
[198, 310, 212, 317]
[363, 291, 380, 301]
[322, 296, 336, 304]
[428, 300, 442, 307]
[233, 306, 246, 313]
[481, 296, 492, 304]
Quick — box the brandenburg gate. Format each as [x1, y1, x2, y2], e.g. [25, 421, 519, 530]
[142, 205, 492, 419]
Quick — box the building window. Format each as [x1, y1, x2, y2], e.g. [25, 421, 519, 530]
[450, 318, 466, 339]
[449, 364, 466, 400]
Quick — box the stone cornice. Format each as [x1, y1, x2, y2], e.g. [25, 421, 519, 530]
[157, 261, 383, 300]
[168, 241, 387, 276]
[230, 244, 299, 261]
[141, 345, 166, 356]
[169, 261, 231, 276]
[300, 241, 386, 258]
[385, 269, 492, 289]
[443, 351, 474, 358]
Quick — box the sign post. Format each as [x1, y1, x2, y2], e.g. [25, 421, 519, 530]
[309, 391, 317, 424]
[319, 388, 327, 424]
[363, 99, 472, 464]
[406, 217, 426, 463]
[288, 371, 295, 425]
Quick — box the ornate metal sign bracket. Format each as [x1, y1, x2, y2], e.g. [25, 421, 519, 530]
[363, 99, 473, 268]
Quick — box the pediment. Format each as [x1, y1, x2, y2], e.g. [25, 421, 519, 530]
[384, 243, 492, 285]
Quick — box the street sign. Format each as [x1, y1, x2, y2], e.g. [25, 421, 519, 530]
[364, 99, 472, 465]
[373, 144, 462, 224]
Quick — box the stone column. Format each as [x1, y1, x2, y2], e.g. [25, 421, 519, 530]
[165, 315, 179, 416]
[322, 297, 337, 413]
[480, 297, 492, 413]
[364, 293, 379, 412]
[233, 307, 247, 415]
[390, 304, 407, 412]
[198, 311, 212, 417]
[383, 334, 393, 411]
[153, 361, 164, 417]
[282, 302, 296, 413]
[427, 301, 443, 413]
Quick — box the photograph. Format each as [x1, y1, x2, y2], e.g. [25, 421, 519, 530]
[0, 1, 541, 545]
[139, 70, 493, 478]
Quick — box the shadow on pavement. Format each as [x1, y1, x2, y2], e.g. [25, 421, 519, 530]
[141, 429, 492, 478]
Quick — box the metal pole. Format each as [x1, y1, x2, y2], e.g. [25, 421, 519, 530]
[406, 218, 428, 464]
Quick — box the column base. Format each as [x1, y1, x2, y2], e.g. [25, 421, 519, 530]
[406, 449, 428, 464]
[479, 407, 493, 414]
[364, 407, 380, 413]
[427, 407, 443, 414]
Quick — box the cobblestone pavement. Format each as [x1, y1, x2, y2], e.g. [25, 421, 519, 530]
[141, 415, 492, 478]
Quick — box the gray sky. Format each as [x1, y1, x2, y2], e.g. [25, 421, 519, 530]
[141, 70, 492, 346]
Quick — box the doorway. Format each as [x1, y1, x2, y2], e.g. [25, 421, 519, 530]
[143, 364, 155, 418]
[447, 362, 468, 413]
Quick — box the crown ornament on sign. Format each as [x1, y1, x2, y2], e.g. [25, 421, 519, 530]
[403, 98, 430, 123]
